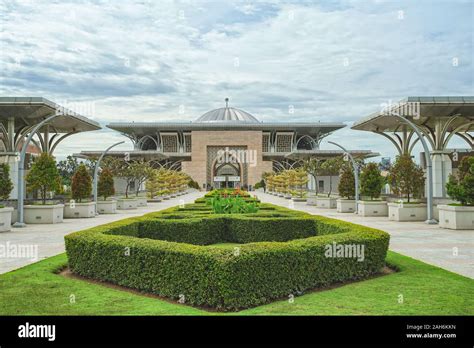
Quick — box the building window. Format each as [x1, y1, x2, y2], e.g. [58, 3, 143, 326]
[262, 133, 270, 152]
[318, 180, 324, 192]
[184, 134, 192, 152]
[161, 134, 178, 152]
[276, 133, 293, 152]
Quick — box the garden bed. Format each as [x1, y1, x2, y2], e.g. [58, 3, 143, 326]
[65, 200, 390, 311]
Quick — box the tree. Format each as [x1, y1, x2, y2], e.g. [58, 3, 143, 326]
[360, 162, 384, 200]
[293, 168, 309, 198]
[303, 158, 323, 194]
[71, 164, 92, 202]
[446, 156, 474, 206]
[57, 156, 95, 188]
[338, 164, 355, 199]
[98, 167, 115, 201]
[321, 157, 342, 196]
[388, 154, 425, 202]
[0, 163, 13, 200]
[130, 160, 153, 196]
[26, 153, 62, 204]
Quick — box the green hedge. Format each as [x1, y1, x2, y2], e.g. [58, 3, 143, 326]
[65, 200, 390, 311]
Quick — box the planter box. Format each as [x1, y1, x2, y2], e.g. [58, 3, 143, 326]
[163, 196, 170, 200]
[357, 201, 388, 217]
[136, 197, 147, 207]
[284, 194, 292, 199]
[97, 200, 117, 214]
[0, 207, 13, 232]
[148, 197, 162, 202]
[388, 203, 427, 221]
[117, 198, 138, 210]
[292, 197, 307, 202]
[170, 194, 177, 198]
[64, 202, 96, 218]
[337, 199, 356, 213]
[438, 205, 474, 230]
[316, 197, 337, 209]
[24, 204, 64, 224]
[306, 196, 317, 206]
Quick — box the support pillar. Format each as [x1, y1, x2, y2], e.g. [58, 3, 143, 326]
[431, 151, 452, 198]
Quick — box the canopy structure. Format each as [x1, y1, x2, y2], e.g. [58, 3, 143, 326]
[0, 97, 101, 154]
[352, 96, 474, 197]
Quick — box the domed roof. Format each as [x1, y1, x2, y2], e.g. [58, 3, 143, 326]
[194, 98, 259, 123]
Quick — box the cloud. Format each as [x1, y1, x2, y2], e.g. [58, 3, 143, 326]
[0, 0, 472, 161]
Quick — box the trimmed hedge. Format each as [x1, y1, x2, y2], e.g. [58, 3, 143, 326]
[65, 200, 390, 311]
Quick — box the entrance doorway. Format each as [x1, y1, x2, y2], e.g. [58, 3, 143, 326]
[213, 162, 241, 188]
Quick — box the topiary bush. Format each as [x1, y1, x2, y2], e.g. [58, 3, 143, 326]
[26, 152, 62, 204]
[0, 163, 13, 201]
[71, 163, 92, 202]
[98, 167, 115, 201]
[65, 200, 390, 311]
[446, 156, 474, 206]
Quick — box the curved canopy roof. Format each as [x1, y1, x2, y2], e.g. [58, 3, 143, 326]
[195, 107, 260, 123]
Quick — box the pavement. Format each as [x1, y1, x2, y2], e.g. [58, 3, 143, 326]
[1, 190, 472, 279]
[254, 191, 474, 279]
[0, 191, 203, 274]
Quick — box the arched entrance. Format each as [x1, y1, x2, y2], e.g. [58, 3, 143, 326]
[213, 162, 241, 188]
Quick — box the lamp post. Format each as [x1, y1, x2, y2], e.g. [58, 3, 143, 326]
[327, 141, 359, 214]
[92, 141, 125, 215]
[13, 113, 61, 227]
[390, 113, 437, 224]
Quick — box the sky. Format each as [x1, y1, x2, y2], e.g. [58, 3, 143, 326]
[0, 0, 472, 161]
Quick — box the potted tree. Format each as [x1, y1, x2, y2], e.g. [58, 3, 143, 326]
[291, 168, 308, 202]
[115, 160, 139, 210]
[357, 162, 387, 216]
[438, 156, 474, 229]
[387, 155, 426, 221]
[336, 164, 356, 213]
[0, 163, 14, 232]
[24, 153, 64, 224]
[146, 168, 163, 202]
[97, 167, 117, 214]
[303, 158, 322, 205]
[131, 160, 152, 206]
[64, 163, 95, 218]
[316, 158, 341, 209]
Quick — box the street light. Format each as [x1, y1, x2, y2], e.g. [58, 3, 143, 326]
[92, 141, 125, 215]
[327, 141, 359, 214]
[13, 113, 62, 227]
[389, 112, 437, 224]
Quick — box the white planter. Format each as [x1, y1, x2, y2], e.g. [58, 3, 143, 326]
[0, 207, 13, 232]
[284, 194, 292, 199]
[292, 197, 307, 202]
[136, 197, 148, 207]
[163, 196, 170, 200]
[64, 202, 96, 218]
[306, 196, 317, 206]
[357, 201, 388, 217]
[170, 194, 177, 198]
[149, 197, 162, 202]
[316, 197, 337, 209]
[388, 203, 427, 221]
[24, 204, 64, 224]
[337, 199, 356, 213]
[117, 198, 138, 210]
[97, 200, 117, 214]
[438, 205, 474, 230]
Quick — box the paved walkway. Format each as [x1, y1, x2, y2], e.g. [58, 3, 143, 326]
[255, 192, 474, 279]
[0, 191, 204, 274]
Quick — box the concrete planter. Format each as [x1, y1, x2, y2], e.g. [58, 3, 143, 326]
[117, 198, 138, 210]
[97, 200, 117, 214]
[0, 207, 13, 232]
[306, 196, 317, 206]
[136, 197, 148, 207]
[337, 199, 356, 213]
[170, 194, 177, 198]
[284, 194, 292, 199]
[24, 204, 64, 224]
[64, 202, 96, 218]
[438, 205, 474, 230]
[163, 196, 170, 200]
[316, 197, 337, 209]
[149, 197, 162, 202]
[357, 201, 388, 217]
[292, 197, 307, 202]
[388, 203, 427, 221]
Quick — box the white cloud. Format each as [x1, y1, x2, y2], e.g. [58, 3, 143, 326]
[0, 0, 472, 161]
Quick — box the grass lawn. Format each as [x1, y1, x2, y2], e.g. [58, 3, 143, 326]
[0, 251, 472, 315]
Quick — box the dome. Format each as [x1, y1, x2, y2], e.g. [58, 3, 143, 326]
[194, 99, 259, 123]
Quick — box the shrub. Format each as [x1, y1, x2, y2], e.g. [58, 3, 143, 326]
[360, 162, 384, 200]
[446, 156, 474, 206]
[71, 164, 92, 202]
[0, 163, 13, 200]
[26, 153, 62, 204]
[65, 200, 390, 311]
[98, 167, 115, 201]
[338, 164, 355, 199]
[388, 154, 425, 202]
[210, 196, 259, 214]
